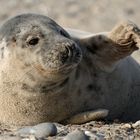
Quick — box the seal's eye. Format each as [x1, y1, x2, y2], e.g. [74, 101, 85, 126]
[28, 37, 39, 46]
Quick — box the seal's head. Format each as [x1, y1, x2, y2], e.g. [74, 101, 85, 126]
[0, 13, 82, 82]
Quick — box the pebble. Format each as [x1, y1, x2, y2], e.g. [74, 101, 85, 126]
[85, 130, 105, 140]
[64, 130, 89, 140]
[121, 123, 131, 129]
[16, 122, 57, 138]
[85, 130, 94, 137]
[134, 129, 137, 133]
[132, 120, 140, 128]
[128, 135, 135, 140]
[96, 132, 105, 140]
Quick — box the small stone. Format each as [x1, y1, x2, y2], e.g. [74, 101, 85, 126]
[96, 132, 105, 136]
[85, 130, 93, 137]
[121, 123, 131, 129]
[85, 131, 104, 140]
[15, 126, 32, 137]
[132, 120, 140, 128]
[16, 122, 57, 138]
[64, 130, 89, 140]
[32, 122, 57, 137]
[128, 135, 135, 140]
[134, 129, 137, 133]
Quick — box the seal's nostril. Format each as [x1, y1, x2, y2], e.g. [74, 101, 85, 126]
[65, 46, 72, 57]
[65, 46, 70, 55]
[60, 46, 69, 63]
[60, 41, 80, 64]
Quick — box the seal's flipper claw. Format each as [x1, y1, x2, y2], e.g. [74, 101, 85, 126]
[109, 20, 140, 52]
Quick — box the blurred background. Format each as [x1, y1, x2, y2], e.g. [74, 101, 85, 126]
[0, 0, 140, 33]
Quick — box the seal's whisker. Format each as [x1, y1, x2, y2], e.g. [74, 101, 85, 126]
[17, 67, 35, 83]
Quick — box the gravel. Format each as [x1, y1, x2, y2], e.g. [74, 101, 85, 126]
[0, 121, 140, 139]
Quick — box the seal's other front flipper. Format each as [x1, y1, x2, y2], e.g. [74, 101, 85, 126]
[62, 109, 109, 124]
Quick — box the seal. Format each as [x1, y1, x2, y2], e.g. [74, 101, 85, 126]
[0, 13, 140, 126]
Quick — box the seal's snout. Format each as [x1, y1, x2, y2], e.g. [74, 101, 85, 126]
[59, 41, 82, 64]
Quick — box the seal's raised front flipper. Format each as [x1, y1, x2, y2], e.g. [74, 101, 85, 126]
[77, 21, 140, 71]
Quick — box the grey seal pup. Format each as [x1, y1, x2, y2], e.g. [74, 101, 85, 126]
[0, 13, 140, 126]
